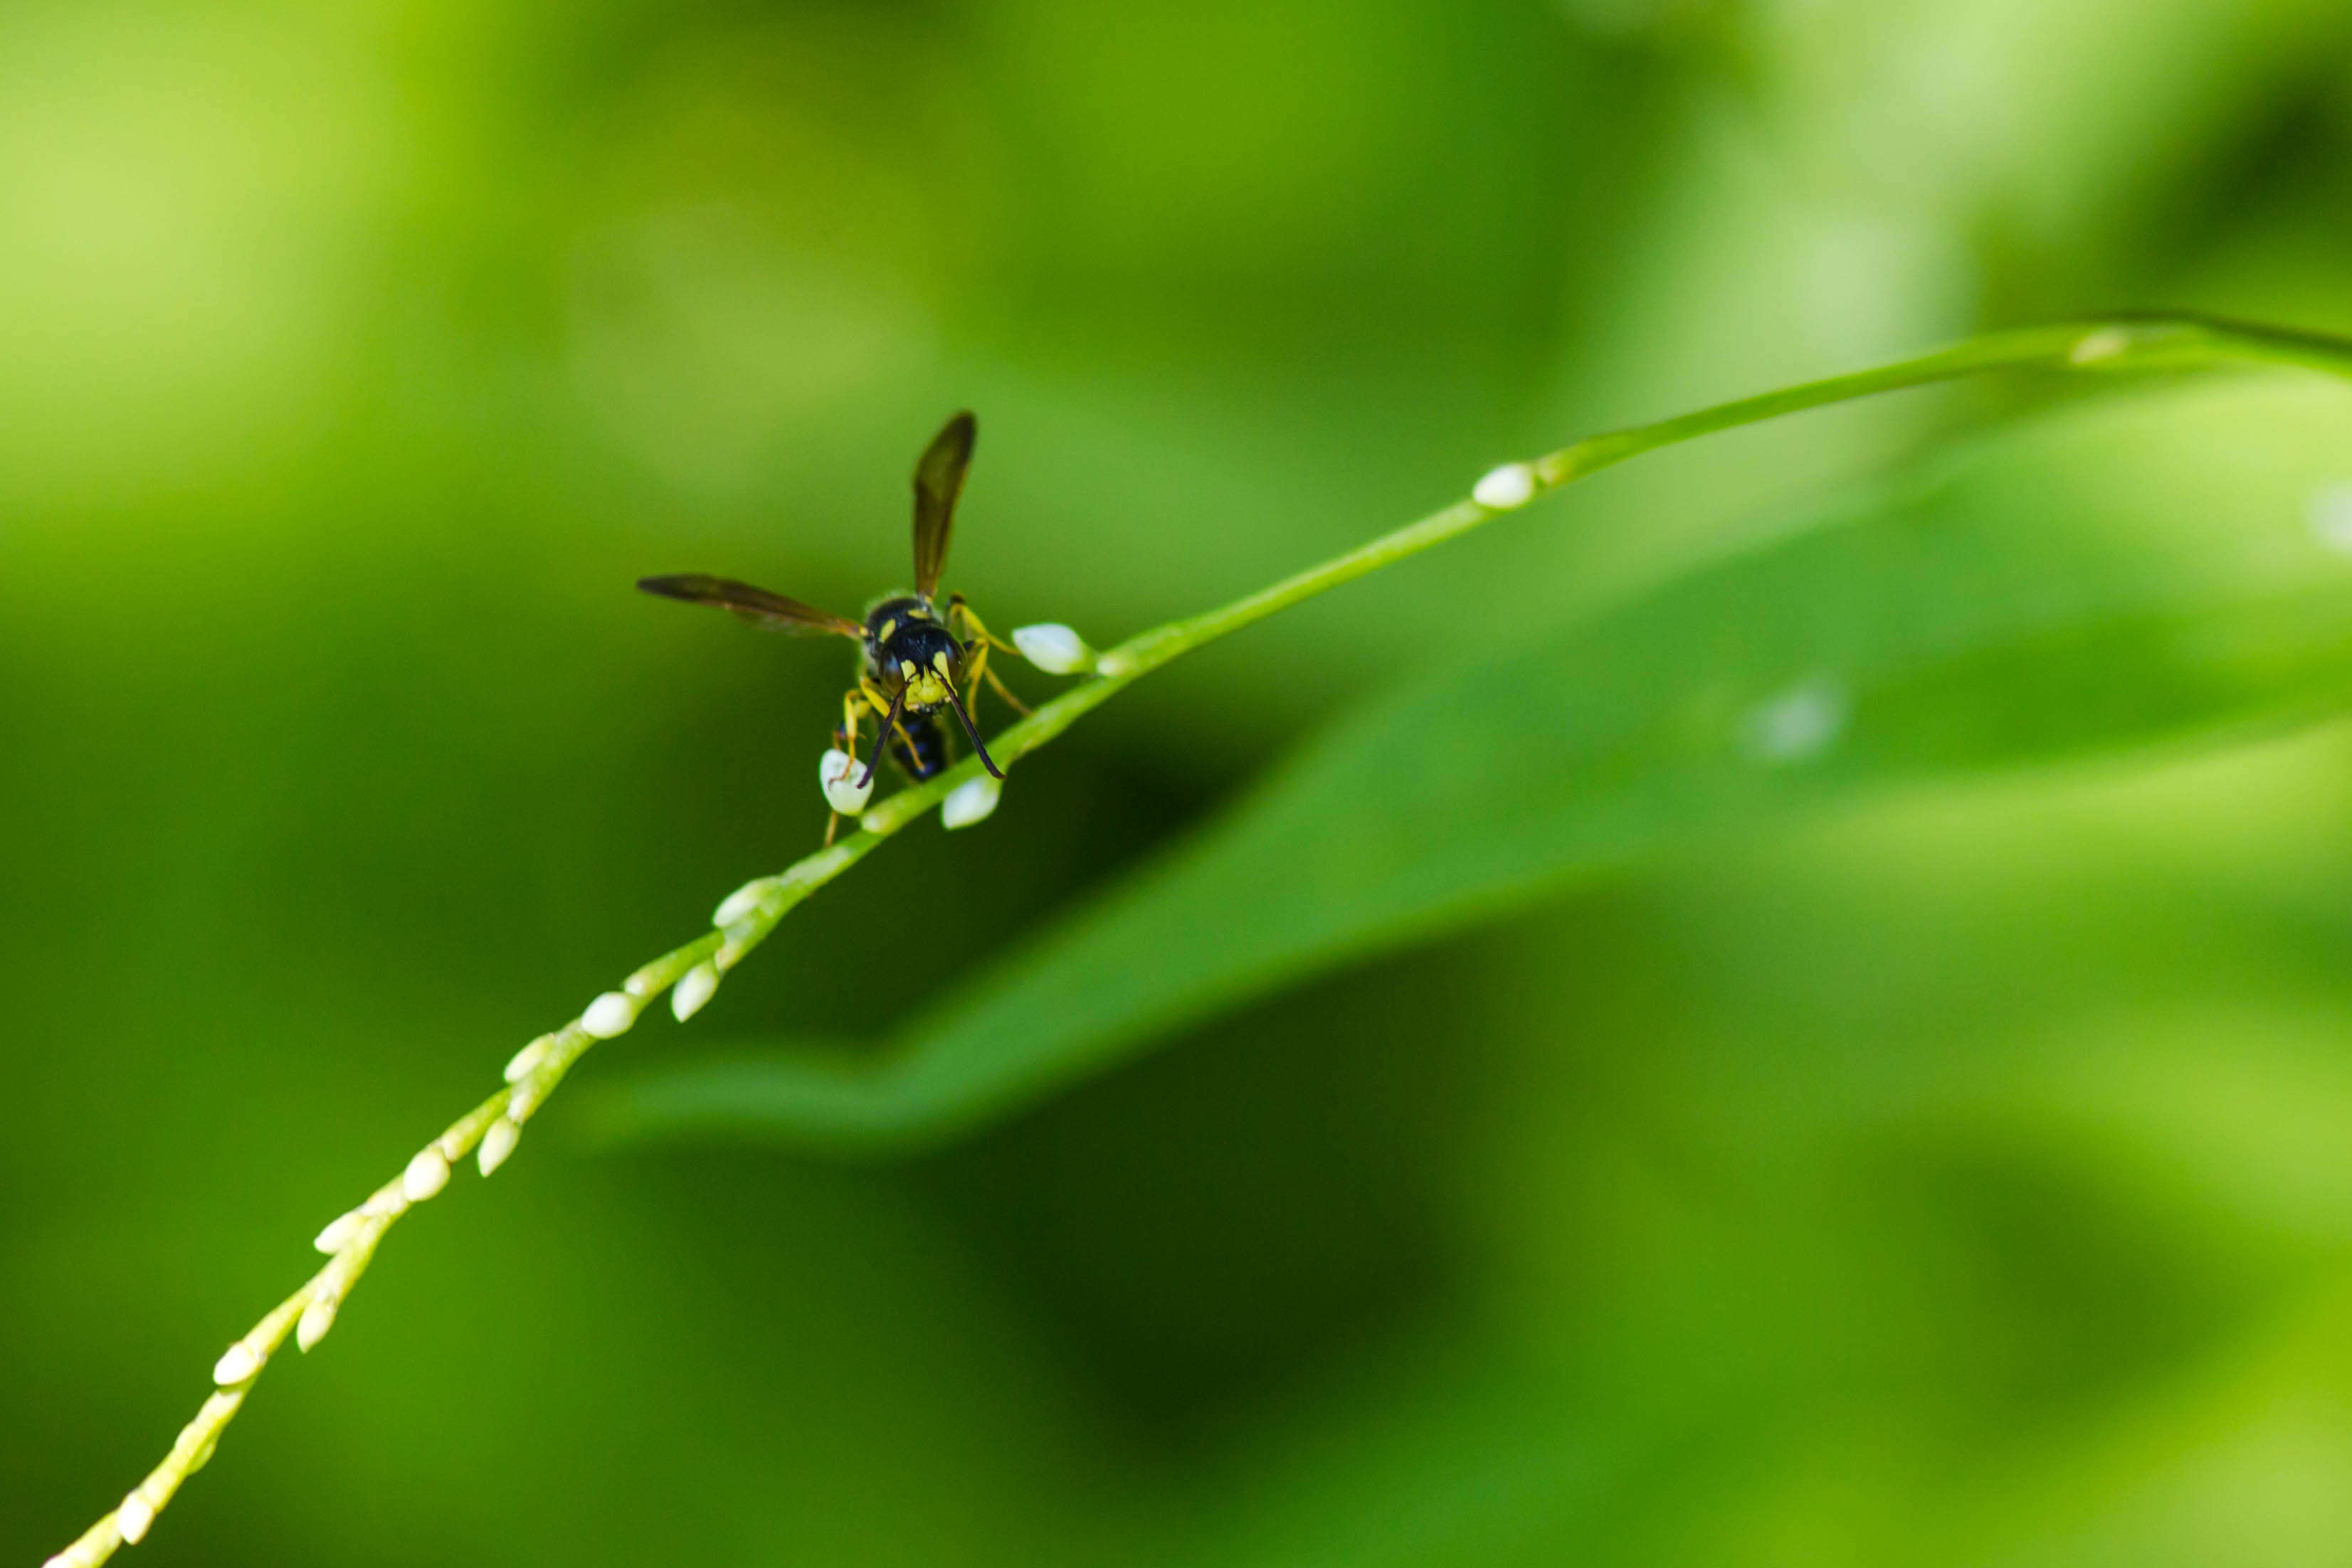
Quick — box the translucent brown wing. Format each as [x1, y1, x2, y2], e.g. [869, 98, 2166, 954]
[637, 574, 864, 639]
[912, 410, 976, 600]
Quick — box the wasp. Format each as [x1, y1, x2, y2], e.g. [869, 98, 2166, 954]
[638, 411, 1028, 832]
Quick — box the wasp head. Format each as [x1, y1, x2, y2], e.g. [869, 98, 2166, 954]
[895, 645, 960, 709]
[866, 597, 966, 714]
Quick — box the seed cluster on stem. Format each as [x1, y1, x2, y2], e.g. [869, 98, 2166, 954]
[45, 312, 2352, 1567]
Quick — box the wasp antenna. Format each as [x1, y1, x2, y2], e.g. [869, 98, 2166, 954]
[857, 686, 909, 790]
[943, 684, 1004, 780]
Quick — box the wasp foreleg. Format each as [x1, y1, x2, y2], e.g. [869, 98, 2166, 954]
[946, 596, 1032, 719]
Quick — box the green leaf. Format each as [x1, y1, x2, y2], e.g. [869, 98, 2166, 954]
[589, 378, 2352, 1152]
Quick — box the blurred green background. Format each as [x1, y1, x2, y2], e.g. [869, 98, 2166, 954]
[11, 0, 2352, 1562]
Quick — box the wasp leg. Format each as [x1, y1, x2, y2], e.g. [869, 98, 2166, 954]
[855, 677, 924, 770]
[964, 638, 993, 726]
[838, 686, 878, 783]
[946, 597, 1031, 718]
[823, 691, 879, 846]
[839, 689, 871, 763]
[981, 662, 1030, 716]
[946, 594, 1021, 655]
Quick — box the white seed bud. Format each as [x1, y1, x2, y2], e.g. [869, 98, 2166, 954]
[1011, 623, 1094, 674]
[478, 1116, 520, 1175]
[713, 909, 766, 968]
[1743, 677, 1849, 764]
[362, 1184, 408, 1220]
[316, 1249, 359, 1300]
[2307, 483, 2352, 554]
[581, 990, 639, 1039]
[2069, 327, 2132, 364]
[313, 1212, 364, 1254]
[820, 748, 875, 815]
[401, 1148, 450, 1203]
[672, 961, 720, 1022]
[1472, 462, 1538, 509]
[713, 881, 771, 927]
[507, 1078, 543, 1123]
[503, 1036, 552, 1083]
[212, 1342, 261, 1386]
[116, 1493, 155, 1545]
[296, 1298, 338, 1352]
[941, 775, 1003, 830]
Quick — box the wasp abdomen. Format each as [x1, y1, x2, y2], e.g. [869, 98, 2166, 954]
[889, 713, 952, 780]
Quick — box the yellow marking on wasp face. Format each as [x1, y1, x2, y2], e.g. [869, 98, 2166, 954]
[877, 618, 897, 642]
[931, 650, 952, 675]
[899, 659, 917, 679]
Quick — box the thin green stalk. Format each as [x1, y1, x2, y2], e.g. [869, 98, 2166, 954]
[47, 312, 2352, 1567]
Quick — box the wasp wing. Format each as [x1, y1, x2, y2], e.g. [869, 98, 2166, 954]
[912, 410, 976, 600]
[637, 574, 865, 639]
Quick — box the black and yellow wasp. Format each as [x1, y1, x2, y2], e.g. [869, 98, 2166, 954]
[638, 411, 1026, 820]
